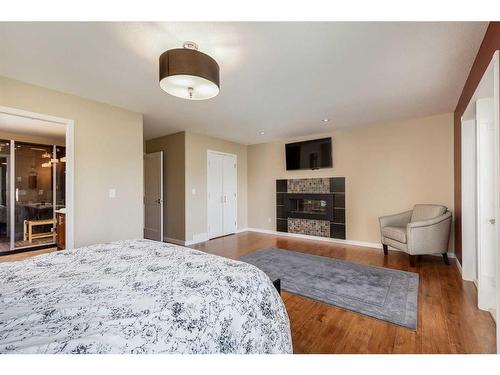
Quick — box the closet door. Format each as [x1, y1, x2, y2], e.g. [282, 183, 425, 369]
[223, 154, 237, 235]
[207, 152, 224, 238]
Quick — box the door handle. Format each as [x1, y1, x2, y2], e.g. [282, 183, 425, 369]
[156, 199, 162, 204]
[489, 218, 496, 224]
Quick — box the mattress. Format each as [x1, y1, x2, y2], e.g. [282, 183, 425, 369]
[0, 239, 292, 354]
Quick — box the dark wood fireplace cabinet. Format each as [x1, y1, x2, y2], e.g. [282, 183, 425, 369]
[276, 177, 346, 239]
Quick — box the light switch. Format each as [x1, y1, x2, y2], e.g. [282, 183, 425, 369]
[109, 188, 116, 198]
[191, 188, 196, 195]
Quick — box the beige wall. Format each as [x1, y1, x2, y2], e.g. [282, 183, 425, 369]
[0, 78, 453, 252]
[0, 76, 144, 248]
[185, 132, 248, 243]
[146, 131, 248, 243]
[248, 113, 455, 250]
[0, 130, 65, 146]
[145, 132, 186, 241]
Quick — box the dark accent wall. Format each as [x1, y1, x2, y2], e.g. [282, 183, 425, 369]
[454, 22, 500, 264]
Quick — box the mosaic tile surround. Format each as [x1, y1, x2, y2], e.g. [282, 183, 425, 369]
[287, 218, 330, 237]
[287, 178, 330, 193]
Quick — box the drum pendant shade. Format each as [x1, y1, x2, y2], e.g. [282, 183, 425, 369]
[159, 44, 220, 100]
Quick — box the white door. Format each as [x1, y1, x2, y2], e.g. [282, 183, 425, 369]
[476, 97, 498, 312]
[207, 152, 224, 238]
[223, 154, 237, 234]
[207, 151, 237, 239]
[461, 119, 477, 282]
[144, 151, 163, 241]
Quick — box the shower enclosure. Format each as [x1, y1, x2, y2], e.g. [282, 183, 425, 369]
[0, 139, 66, 253]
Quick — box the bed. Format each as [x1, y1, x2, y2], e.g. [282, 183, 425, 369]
[0, 239, 292, 354]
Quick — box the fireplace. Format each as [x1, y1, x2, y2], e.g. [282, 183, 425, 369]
[276, 177, 345, 239]
[284, 193, 334, 221]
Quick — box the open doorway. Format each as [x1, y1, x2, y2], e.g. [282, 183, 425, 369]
[0, 106, 74, 255]
[144, 151, 163, 242]
[460, 51, 499, 329]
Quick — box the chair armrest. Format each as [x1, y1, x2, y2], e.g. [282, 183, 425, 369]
[407, 211, 452, 229]
[407, 212, 452, 255]
[379, 210, 413, 228]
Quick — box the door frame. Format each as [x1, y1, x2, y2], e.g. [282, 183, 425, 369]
[459, 50, 500, 352]
[206, 149, 238, 239]
[0, 105, 75, 250]
[143, 151, 164, 241]
[495, 53, 500, 349]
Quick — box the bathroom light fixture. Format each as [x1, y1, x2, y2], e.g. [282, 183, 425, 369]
[159, 41, 220, 100]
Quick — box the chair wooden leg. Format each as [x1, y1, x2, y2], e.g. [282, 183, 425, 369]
[382, 244, 388, 256]
[442, 253, 450, 265]
[409, 255, 416, 267]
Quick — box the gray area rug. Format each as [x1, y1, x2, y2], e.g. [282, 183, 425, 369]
[240, 248, 419, 329]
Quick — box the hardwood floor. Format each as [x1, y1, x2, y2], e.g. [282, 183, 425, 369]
[1, 232, 495, 353]
[192, 231, 497, 354]
[0, 247, 56, 263]
[0, 237, 55, 252]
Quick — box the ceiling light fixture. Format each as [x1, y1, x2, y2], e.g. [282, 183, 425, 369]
[159, 41, 220, 100]
[322, 118, 330, 123]
[259, 131, 265, 135]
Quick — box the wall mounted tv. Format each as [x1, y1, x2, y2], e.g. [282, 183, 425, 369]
[285, 137, 332, 170]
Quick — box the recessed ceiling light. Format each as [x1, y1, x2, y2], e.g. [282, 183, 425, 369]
[322, 118, 330, 123]
[259, 131, 265, 135]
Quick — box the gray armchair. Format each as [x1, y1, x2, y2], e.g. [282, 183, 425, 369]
[379, 204, 452, 266]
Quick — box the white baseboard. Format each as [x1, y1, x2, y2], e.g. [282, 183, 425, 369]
[489, 309, 496, 323]
[188, 232, 209, 245]
[163, 237, 186, 246]
[164, 235, 209, 246]
[245, 227, 382, 249]
[168, 228, 455, 260]
[184, 228, 250, 246]
[243, 227, 456, 258]
[455, 257, 463, 275]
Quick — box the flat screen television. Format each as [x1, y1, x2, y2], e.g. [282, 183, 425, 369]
[285, 137, 332, 170]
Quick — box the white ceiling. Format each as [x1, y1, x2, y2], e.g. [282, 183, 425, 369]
[0, 22, 488, 144]
[0, 112, 66, 142]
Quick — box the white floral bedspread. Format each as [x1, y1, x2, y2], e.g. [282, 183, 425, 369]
[0, 239, 292, 354]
